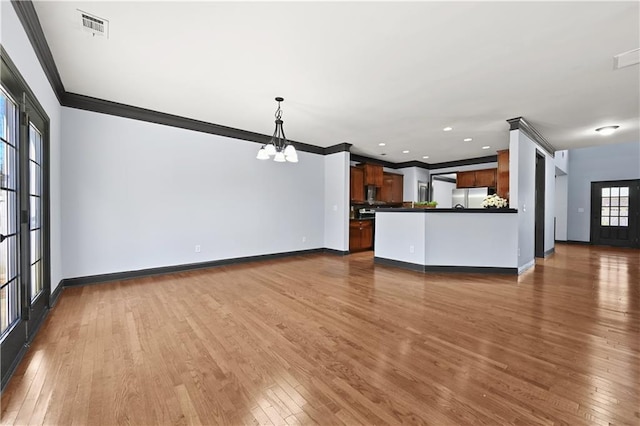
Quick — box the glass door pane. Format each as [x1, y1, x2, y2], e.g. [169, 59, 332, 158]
[0, 88, 20, 337]
[28, 124, 43, 302]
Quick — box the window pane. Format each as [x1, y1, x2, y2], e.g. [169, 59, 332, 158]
[7, 145, 16, 190]
[610, 197, 619, 207]
[620, 217, 629, 227]
[602, 188, 610, 197]
[620, 207, 628, 217]
[620, 197, 629, 207]
[29, 163, 42, 197]
[30, 229, 41, 264]
[0, 238, 6, 285]
[620, 187, 629, 196]
[0, 95, 5, 141]
[601, 197, 610, 206]
[7, 236, 17, 281]
[30, 261, 42, 301]
[30, 196, 40, 230]
[610, 207, 619, 217]
[611, 217, 619, 226]
[7, 191, 16, 234]
[601, 207, 610, 217]
[29, 124, 42, 164]
[611, 187, 619, 197]
[601, 216, 609, 226]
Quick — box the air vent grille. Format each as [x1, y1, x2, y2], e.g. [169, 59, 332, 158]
[77, 10, 109, 38]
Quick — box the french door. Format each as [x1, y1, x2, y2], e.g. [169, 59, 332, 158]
[1, 49, 50, 390]
[590, 180, 640, 248]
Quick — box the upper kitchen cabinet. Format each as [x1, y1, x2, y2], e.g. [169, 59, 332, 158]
[350, 167, 365, 202]
[474, 168, 497, 187]
[456, 171, 476, 188]
[457, 168, 497, 188]
[497, 150, 509, 200]
[379, 172, 404, 203]
[363, 164, 383, 187]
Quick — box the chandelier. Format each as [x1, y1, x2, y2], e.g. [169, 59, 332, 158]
[256, 97, 298, 163]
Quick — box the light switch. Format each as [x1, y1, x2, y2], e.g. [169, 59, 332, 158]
[578, 208, 584, 213]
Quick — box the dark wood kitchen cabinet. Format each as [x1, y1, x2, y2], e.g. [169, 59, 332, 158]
[350, 167, 365, 202]
[363, 164, 383, 187]
[496, 149, 509, 200]
[379, 172, 404, 203]
[456, 171, 476, 188]
[457, 168, 497, 188]
[475, 168, 497, 187]
[349, 220, 373, 252]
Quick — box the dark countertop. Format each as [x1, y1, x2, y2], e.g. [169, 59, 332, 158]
[375, 208, 518, 213]
[350, 217, 375, 221]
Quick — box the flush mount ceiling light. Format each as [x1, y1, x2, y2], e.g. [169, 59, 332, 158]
[443, 127, 453, 132]
[464, 138, 473, 142]
[256, 97, 298, 163]
[595, 125, 620, 136]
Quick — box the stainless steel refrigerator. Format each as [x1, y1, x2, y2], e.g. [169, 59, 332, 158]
[452, 187, 489, 208]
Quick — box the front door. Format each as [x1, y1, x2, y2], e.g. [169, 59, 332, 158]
[590, 180, 640, 248]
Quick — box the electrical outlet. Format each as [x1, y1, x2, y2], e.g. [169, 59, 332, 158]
[517, 248, 521, 256]
[333, 205, 338, 211]
[409, 245, 415, 253]
[302, 236, 307, 243]
[195, 245, 201, 253]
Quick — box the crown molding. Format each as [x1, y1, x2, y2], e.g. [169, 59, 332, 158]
[324, 143, 352, 155]
[507, 117, 555, 156]
[428, 155, 498, 170]
[10, 0, 65, 103]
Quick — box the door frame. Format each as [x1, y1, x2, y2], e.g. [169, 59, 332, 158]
[0, 46, 51, 390]
[534, 151, 545, 258]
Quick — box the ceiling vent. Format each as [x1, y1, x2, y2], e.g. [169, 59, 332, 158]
[77, 10, 109, 38]
[613, 48, 639, 70]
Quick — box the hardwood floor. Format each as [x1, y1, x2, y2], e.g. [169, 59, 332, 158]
[1, 244, 638, 425]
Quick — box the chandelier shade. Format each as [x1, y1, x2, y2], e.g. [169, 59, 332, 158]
[257, 97, 298, 163]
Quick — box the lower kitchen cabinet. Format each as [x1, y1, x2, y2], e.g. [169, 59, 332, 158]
[349, 220, 373, 252]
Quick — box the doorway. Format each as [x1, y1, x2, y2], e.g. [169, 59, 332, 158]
[534, 152, 545, 258]
[590, 180, 640, 248]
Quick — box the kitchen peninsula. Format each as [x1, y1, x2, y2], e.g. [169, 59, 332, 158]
[374, 207, 520, 274]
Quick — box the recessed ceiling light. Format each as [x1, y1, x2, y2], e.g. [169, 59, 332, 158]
[595, 125, 620, 136]
[378, 143, 386, 146]
[482, 146, 491, 150]
[422, 156, 429, 159]
[464, 138, 473, 142]
[443, 127, 453, 132]
[402, 150, 410, 154]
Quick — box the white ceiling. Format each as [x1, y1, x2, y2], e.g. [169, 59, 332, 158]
[33, 1, 639, 163]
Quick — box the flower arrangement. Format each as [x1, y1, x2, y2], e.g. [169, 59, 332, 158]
[481, 194, 508, 209]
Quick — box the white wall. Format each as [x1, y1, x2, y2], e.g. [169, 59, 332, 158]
[554, 150, 569, 175]
[567, 140, 640, 242]
[509, 130, 555, 268]
[555, 175, 568, 240]
[431, 179, 456, 208]
[324, 152, 349, 251]
[397, 166, 429, 202]
[1, 3, 63, 291]
[61, 107, 327, 278]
